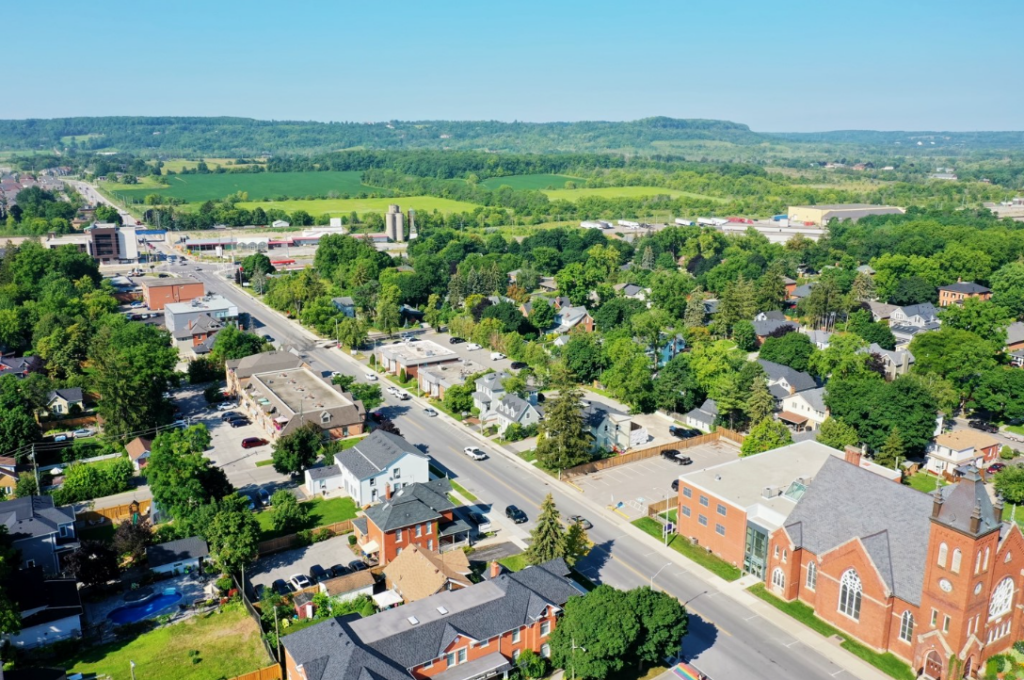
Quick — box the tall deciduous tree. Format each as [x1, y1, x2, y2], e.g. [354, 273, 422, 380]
[740, 418, 793, 457]
[549, 586, 640, 680]
[147, 425, 231, 522]
[816, 418, 859, 451]
[66, 540, 119, 587]
[629, 587, 689, 668]
[375, 284, 402, 336]
[758, 332, 814, 372]
[271, 422, 323, 475]
[202, 494, 261, 574]
[525, 494, 566, 565]
[536, 386, 592, 471]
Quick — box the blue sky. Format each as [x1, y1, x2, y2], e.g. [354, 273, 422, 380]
[4, 0, 1021, 131]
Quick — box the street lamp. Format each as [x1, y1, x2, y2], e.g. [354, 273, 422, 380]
[570, 637, 587, 680]
[651, 561, 672, 589]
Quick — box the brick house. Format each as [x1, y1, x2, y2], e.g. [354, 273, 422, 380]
[925, 429, 1002, 477]
[352, 479, 471, 566]
[764, 459, 1024, 678]
[938, 281, 992, 307]
[282, 558, 582, 680]
[138, 278, 205, 311]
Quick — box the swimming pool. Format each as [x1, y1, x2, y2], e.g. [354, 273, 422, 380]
[108, 589, 183, 624]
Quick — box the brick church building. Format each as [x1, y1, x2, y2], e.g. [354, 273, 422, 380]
[764, 457, 1024, 679]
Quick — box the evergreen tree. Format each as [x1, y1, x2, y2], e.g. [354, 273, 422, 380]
[640, 246, 655, 270]
[850, 272, 876, 301]
[525, 494, 566, 564]
[745, 377, 775, 424]
[876, 427, 906, 468]
[683, 287, 706, 329]
[756, 266, 789, 312]
[718, 276, 756, 332]
[535, 386, 592, 470]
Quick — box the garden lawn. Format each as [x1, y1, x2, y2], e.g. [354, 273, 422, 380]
[632, 517, 741, 582]
[256, 496, 358, 541]
[63, 602, 270, 680]
[749, 583, 914, 680]
[498, 553, 530, 572]
[906, 471, 947, 494]
[449, 479, 478, 503]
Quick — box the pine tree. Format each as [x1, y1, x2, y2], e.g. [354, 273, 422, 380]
[562, 521, 590, 567]
[876, 427, 906, 468]
[641, 246, 655, 270]
[535, 386, 592, 470]
[851, 272, 876, 301]
[719, 276, 756, 332]
[683, 287, 707, 329]
[525, 494, 566, 565]
[745, 377, 775, 424]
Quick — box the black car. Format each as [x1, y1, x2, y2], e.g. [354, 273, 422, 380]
[221, 411, 241, 421]
[328, 564, 350, 578]
[272, 579, 291, 596]
[669, 425, 700, 439]
[505, 505, 528, 524]
[449, 337, 465, 344]
[671, 479, 680, 491]
[969, 420, 999, 434]
[348, 559, 369, 572]
[309, 564, 328, 583]
[254, 584, 268, 601]
[661, 449, 682, 462]
[228, 418, 250, 428]
[509, 361, 527, 370]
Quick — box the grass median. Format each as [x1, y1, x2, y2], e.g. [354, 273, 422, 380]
[748, 583, 914, 680]
[632, 517, 741, 582]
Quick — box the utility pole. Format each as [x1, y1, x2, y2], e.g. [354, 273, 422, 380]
[31, 443, 39, 493]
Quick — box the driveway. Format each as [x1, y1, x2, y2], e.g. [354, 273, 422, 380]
[247, 535, 365, 595]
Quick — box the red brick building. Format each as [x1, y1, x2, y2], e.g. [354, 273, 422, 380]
[938, 281, 992, 307]
[138, 278, 205, 310]
[282, 558, 582, 680]
[352, 479, 472, 566]
[764, 459, 1024, 679]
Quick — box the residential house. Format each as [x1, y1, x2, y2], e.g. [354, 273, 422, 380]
[539, 276, 558, 292]
[377, 339, 461, 379]
[46, 388, 83, 416]
[472, 371, 511, 417]
[703, 299, 719, 316]
[938, 280, 992, 307]
[352, 479, 471, 566]
[583, 404, 648, 452]
[684, 398, 719, 432]
[332, 296, 357, 317]
[856, 264, 875, 276]
[488, 394, 542, 437]
[126, 436, 152, 471]
[864, 343, 914, 379]
[757, 359, 818, 404]
[888, 303, 940, 347]
[146, 536, 209, 575]
[1006, 322, 1024, 353]
[173, 314, 223, 355]
[317, 430, 431, 506]
[0, 456, 17, 494]
[552, 305, 594, 335]
[925, 429, 1002, 476]
[778, 387, 828, 431]
[518, 296, 552, 319]
[653, 334, 686, 368]
[764, 460, 1024, 676]
[783, 276, 798, 296]
[789, 282, 816, 302]
[0, 354, 42, 380]
[802, 330, 832, 350]
[613, 283, 649, 302]
[752, 316, 799, 344]
[3, 567, 83, 649]
[418, 360, 487, 400]
[383, 543, 473, 603]
[864, 300, 898, 323]
[296, 570, 376, 619]
[281, 558, 582, 680]
[0, 496, 76, 574]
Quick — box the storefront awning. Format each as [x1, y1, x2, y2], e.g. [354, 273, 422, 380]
[777, 411, 808, 425]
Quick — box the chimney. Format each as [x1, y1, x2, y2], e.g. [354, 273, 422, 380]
[489, 561, 502, 579]
[844, 445, 862, 467]
[994, 497, 1004, 526]
[932, 491, 944, 519]
[385, 483, 392, 501]
[970, 503, 982, 535]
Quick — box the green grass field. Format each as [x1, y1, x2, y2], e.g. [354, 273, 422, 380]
[62, 603, 270, 680]
[255, 496, 358, 541]
[160, 158, 265, 174]
[114, 170, 376, 203]
[479, 174, 584, 191]
[543, 186, 690, 201]
[235, 196, 480, 217]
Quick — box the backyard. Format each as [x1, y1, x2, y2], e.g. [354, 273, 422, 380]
[60, 602, 271, 680]
[255, 496, 358, 541]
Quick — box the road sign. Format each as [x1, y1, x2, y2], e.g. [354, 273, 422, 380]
[664, 522, 675, 533]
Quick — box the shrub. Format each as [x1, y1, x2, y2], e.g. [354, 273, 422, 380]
[348, 534, 357, 546]
[1002, 445, 1016, 460]
[1014, 640, 1024, 655]
[215, 576, 234, 593]
[313, 528, 332, 543]
[296, 529, 314, 546]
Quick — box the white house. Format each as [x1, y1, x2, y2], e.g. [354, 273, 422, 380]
[684, 399, 718, 432]
[925, 429, 1001, 476]
[489, 394, 542, 436]
[332, 431, 430, 506]
[4, 570, 83, 649]
[146, 536, 209, 575]
[889, 303, 941, 347]
[779, 387, 828, 431]
[583, 404, 648, 452]
[472, 371, 510, 416]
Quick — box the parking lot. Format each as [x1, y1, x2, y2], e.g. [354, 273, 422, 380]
[415, 328, 515, 374]
[247, 535, 366, 596]
[573, 441, 741, 520]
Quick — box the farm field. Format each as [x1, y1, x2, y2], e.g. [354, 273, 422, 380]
[159, 158, 266, 173]
[543, 185, 689, 201]
[115, 170, 378, 203]
[479, 173, 584, 191]
[235, 196, 481, 217]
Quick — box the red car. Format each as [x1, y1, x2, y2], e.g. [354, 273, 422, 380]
[241, 437, 268, 449]
[988, 463, 1007, 474]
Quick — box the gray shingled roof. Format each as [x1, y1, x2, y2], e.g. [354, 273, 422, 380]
[895, 302, 938, 321]
[783, 457, 933, 605]
[794, 387, 827, 413]
[0, 496, 75, 541]
[475, 371, 509, 393]
[1006, 322, 1024, 347]
[757, 359, 817, 392]
[146, 536, 209, 568]
[935, 468, 1002, 537]
[307, 464, 341, 481]
[494, 394, 540, 423]
[753, 319, 799, 337]
[363, 479, 454, 532]
[226, 350, 303, 378]
[939, 281, 990, 294]
[335, 431, 426, 480]
[47, 387, 83, 404]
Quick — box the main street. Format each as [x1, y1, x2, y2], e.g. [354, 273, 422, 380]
[178, 258, 883, 680]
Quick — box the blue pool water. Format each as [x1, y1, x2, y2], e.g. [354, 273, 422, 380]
[108, 589, 183, 624]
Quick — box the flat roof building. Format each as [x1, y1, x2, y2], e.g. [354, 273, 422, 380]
[377, 339, 460, 378]
[242, 365, 366, 439]
[138, 278, 205, 310]
[417, 360, 488, 399]
[788, 204, 904, 227]
[164, 294, 239, 332]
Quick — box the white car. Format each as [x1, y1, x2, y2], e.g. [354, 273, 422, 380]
[170, 419, 189, 429]
[490, 352, 506, 361]
[289, 574, 311, 590]
[72, 428, 95, 439]
[331, 371, 343, 378]
[465, 343, 482, 351]
[216, 402, 237, 411]
[464, 447, 487, 461]
[424, 408, 438, 417]
[386, 386, 400, 396]
[364, 372, 377, 381]
[397, 392, 411, 401]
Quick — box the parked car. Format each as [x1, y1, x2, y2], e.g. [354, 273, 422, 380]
[671, 479, 680, 491]
[424, 408, 438, 417]
[677, 455, 694, 465]
[242, 494, 257, 511]
[221, 411, 241, 421]
[331, 371, 343, 378]
[568, 515, 592, 530]
[262, 334, 274, 343]
[469, 511, 492, 532]
[386, 386, 400, 396]
[490, 352, 506, 361]
[364, 372, 377, 381]
[397, 392, 411, 401]
[465, 343, 482, 351]
[54, 434, 68, 442]
[130, 301, 144, 308]
[464, 447, 487, 461]
[449, 337, 465, 345]
[969, 420, 1000, 434]
[241, 437, 268, 449]
[258, 487, 271, 506]
[510, 361, 527, 370]
[272, 579, 291, 596]
[661, 449, 692, 464]
[308, 565, 328, 583]
[328, 564, 350, 578]
[216, 402, 237, 411]
[348, 560, 369, 572]
[228, 418, 250, 428]
[289, 574, 311, 590]
[170, 419, 189, 429]
[72, 428, 94, 439]
[505, 505, 528, 524]
[669, 425, 700, 439]
[989, 463, 1008, 473]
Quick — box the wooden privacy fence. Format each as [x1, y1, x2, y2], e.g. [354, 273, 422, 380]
[562, 428, 745, 479]
[227, 664, 282, 680]
[257, 519, 353, 555]
[647, 498, 675, 519]
[76, 499, 152, 526]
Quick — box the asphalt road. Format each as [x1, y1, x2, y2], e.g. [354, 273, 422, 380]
[174, 260, 862, 680]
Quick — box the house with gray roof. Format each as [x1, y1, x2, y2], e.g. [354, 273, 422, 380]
[583, 404, 647, 452]
[330, 430, 430, 506]
[753, 317, 799, 341]
[0, 354, 42, 380]
[779, 387, 828, 431]
[757, 359, 818, 403]
[552, 305, 594, 335]
[486, 394, 542, 436]
[282, 558, 582, 680]
[789, 282, 816, 300]
[146, 536, 209, 574]
[472, 371, 510, 416]
[684, 398, 718, 432]
[889, 302, 941, 346]
[46, 388, 83, 415]
[331, 297, 356, 317]
[864, 300, 897, 322]
[863, 343, 914, 379]
[802, 329, 832, 350]
[0, 496, 76, 574]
